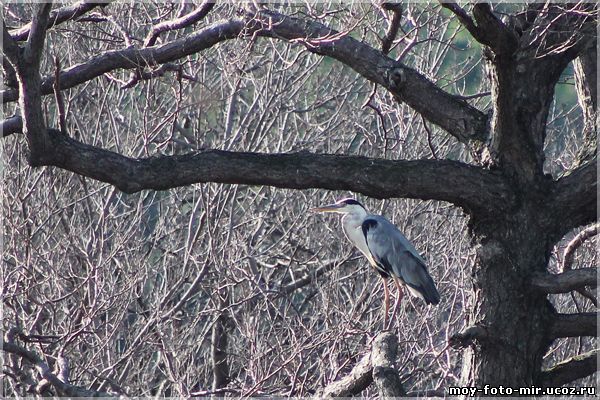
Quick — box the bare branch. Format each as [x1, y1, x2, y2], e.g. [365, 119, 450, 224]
[144, 1, 216, 47]
[530, 268, 597, 293]
[2, 341, 114, 397]
[212, 290, 230, 391]
[380, 3, 403, 55]
[1, 10, 489, 145]
[9, 1, 109, 42]
[32, 128, 512, 215]
[440, 2, 488, 45]
[441, 2, 517, 54]
[24, 3, 53, 65]
[549, 312, 597, 339]
[1, 19, 245, 104]
[53, 56, 67, 133]
[2, 17, 21, 64]
[539, 349, 598, 387]
[551, 157, 597, 238]
[0, 116, 23, 137]
[471, 3, 518, 55]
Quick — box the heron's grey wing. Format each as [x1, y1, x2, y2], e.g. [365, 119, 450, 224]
[362, 216, 440, 305]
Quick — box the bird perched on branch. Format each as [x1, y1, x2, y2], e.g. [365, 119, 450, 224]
[311, 198, 440, 326]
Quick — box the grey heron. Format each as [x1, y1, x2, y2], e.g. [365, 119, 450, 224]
[311, 198, 440, 325]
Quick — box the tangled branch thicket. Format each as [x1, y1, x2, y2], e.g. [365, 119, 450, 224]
[2, 2, 596, 397]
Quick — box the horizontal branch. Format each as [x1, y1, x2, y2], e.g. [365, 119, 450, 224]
[8, 1, 108, 42]
[2, 10, 489, 145]
[539, 349, 598, 387]
[530, 269, 597, 293]
[549, 312, 597, 339]
[551, 158, 597, 238]
[36, 129, 512, 215]
[1, 19, 246, 104]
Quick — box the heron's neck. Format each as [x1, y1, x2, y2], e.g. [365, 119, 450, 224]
[342, 209, 368, 229]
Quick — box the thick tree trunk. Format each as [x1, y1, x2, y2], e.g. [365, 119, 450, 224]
[461, 211, 555, 387]
[459, 34, 574, 387]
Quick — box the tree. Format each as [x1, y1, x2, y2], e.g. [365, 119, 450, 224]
[2, 2, 596, 397]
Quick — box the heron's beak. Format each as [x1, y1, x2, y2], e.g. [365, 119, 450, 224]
[309, 203, 344, 213]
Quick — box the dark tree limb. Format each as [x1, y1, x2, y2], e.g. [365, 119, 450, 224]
[23, 3, 53, 65]
[6, 4, 52, 165]
[212, 290, 230, 391]
[531, 269, 597, 293]
[380, 3, 403, 55]
[471, 3, 518, 55]
[23, 128, 512, 216]
[551, 158, 597, 238]
[0, 116, 23, 137]
[441, 2, 517, 54]
[144, 1, 216, 47]
[371, 332, 406, 397]
[538, 349, 598, 388]
[549, 312, 597, 339]
[8, 1, 109, 42]
[1, 10, 489, 145]
[440, 2, 488, 45]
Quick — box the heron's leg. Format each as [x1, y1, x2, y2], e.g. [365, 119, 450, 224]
[382, 277, 390, 328]
[392, 277, 404, 320]
[393, 277, 404, 305]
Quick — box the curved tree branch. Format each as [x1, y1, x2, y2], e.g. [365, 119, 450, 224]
[144, 1, 216, 47]
[563, 224, 598, 271]
[33, 128, 512, 216]
[538, 349, 598, 388]
[1, 10, 489, 145]
[549, 312, 597, 339]
[8, 1, 109, 42]
[551, 157, 597, 238]
[530, 268, 597, 293]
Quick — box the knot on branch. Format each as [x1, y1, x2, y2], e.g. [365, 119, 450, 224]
[387, 67, 406, 90]
[449, 324, 490, 349]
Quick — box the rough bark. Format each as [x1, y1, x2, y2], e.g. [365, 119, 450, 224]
[549, 312, 597, 339]
[455, 3, 597, 389]
[371, 332, 406, 397]
[12, 128, 512, 216]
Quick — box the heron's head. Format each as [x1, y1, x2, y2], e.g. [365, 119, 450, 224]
[310, 198, 367, 217]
